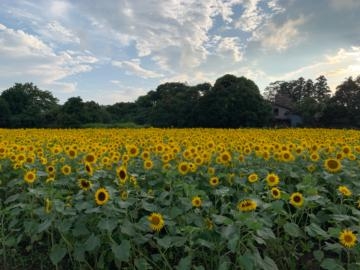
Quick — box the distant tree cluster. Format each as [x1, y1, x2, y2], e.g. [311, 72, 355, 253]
[0, 74, 359, 128]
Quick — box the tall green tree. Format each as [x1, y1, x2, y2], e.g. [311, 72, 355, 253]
[196, 74, 271, 127]
[1, 83, 59, 127]
[323, 76, 360, 127]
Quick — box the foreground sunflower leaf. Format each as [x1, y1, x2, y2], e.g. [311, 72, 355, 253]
[111, 240, 130, 262]
[50, 244, 67, 265]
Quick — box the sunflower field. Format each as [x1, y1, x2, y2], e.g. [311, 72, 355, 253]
[0, 128, 360, 270]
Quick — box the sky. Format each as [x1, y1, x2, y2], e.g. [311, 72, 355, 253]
[0, 0, 359, 105]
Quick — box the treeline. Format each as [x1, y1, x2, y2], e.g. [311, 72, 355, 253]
[0, 74, 359, 128]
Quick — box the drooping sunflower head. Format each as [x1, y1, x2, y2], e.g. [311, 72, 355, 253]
[148, 212, 165, 232]
[117, 166, 128, 183]
[24, 170, 37, 184]
[78, 178, 92, 191]
[247, 173, 258, 183]
[324, 158, 341, 173]
[338, 185, 352, 197]
[120, 190, 129, 201]
[266, 173, 279, 187]
[209, 176, 220, 187]
[339, 229, 357, 248]
[95, 187, 110, 206]
[290, 192, 304, 208]
[85, 162, 94, 176]
[271, 187, 281, 199]
[191, 196, 202, 207]
[237, 199, 257, 212]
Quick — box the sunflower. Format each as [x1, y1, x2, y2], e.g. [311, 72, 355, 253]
[219, 151, 232, 164]
[247, 173, 258, 183]
[67, 149, 77, 159]
[141, 151, 150, 160]
[148, 212, 165, 232]
[85, 162, 94, 176]
[144, 159, 153, 170]
[117, 166, 128, 183]
[46, 165, 56, 174]
[61, 165, 72, 175]
[78, 179, 92, 191]
[45, 198, 52, 213]
[127, 145, 139, 157]
[338, 185, 352, 197]
[309, 152, 320, 162]
[209, 176, 220, 187]
[84, 153, 97, 163]
[266, 173, 279, 187]
[120, 190, 129, 201]
[290, 192, 304, 208]
[205, 217, 213, 230]
[281, 151, 294, 162]
[271, 187, 281, 199]
[24, 170, 36, 184]
[307, 164, 316, 173]
[237, 199, 257, 212]
[178, 162, 189, 175]
[324, 158, 341, 173]
[95, 188, 110, 206]
[208, 167, 215, 175]
[191, 196, 202, 207]
[339, 229, 357, 248]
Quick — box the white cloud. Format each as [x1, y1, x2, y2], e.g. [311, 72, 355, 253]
[100, 86, 148, 104]
[235, 0, 264, 32]
[271, 46, 360, 92]
[42, 21, 80, 44]
[328, 0, 360, 10]
[253, 16, 306, 52]
[112, 59, 163, 78]
[0, 23, 97, 93]
[216, 37, 244, 62]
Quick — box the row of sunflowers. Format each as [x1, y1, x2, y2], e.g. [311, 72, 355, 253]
[0, 128, 359, 269]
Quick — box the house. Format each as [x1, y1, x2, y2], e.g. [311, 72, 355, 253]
[271, 93, 303, 127]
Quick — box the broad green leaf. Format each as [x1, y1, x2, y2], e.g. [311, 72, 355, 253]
[257, 227, 276, 240]
[284, 222, 302, 238]
[134, 258, 152, 270]
[111, 240, 130, 262]
[176, 256, 192, 270]
[305, 223, 329, 239]
[97, 218, 118, 232]
[50, 244, 67, 265]
[37, 218, 53, 233]
[320, 258, 345, 270]
[313, 250, 324, 262]
[84, 233, 100, 252]
[238, 253, 254, 270]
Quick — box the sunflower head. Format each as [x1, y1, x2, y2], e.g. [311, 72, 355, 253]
[95, 188, 110, 206]
[61, 165, 72, 175]
[117, 166, 128, 183]
[237, 199, 257, 212]
[178, 162, 189, 175]
[266, 173, 279, 187]
[148, 212, 165, 232]
[271, 187, 281, 199]
[191, 196, 202, 207]
[24, 170, 37, 184]
[324, 158, 341, 173]
[247, 173, 258, 183]
[338, 185, 352, 197]
[144, 160, 153, 170]
[290, 192, 304, 208]
[209, 176, 220, 187]
[339, 229, 357, 248]
[78, 179, 92, 191]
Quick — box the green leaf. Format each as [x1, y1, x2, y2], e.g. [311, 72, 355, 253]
[313, 250, 324, 262]
[111, 240, 130, 262]
[156, 236, 172, 249]
[263, 256, 278, 270]
[84, 233, 100, 252]
[212, 214, 233, 225]
[37, 218, 53, 233]
[142, 201, 157, 211]
[320, 258, 345, 270]
[305, 223, 329, 239]
[175, 256, 192, 270]
[238, 253, 254, 270]
[134, 258, 152, 270]
[4, 194, 20, 204]
[50, 244, 67, 265]
[284, 222, 302, 238]
[73, 243, 85, 262]
[121, 219, 136, 236]
[97, 218, 118, 232]
[257, 227, 276, 240]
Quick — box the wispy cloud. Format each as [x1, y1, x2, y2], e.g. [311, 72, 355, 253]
[112, 59, 163, 79]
